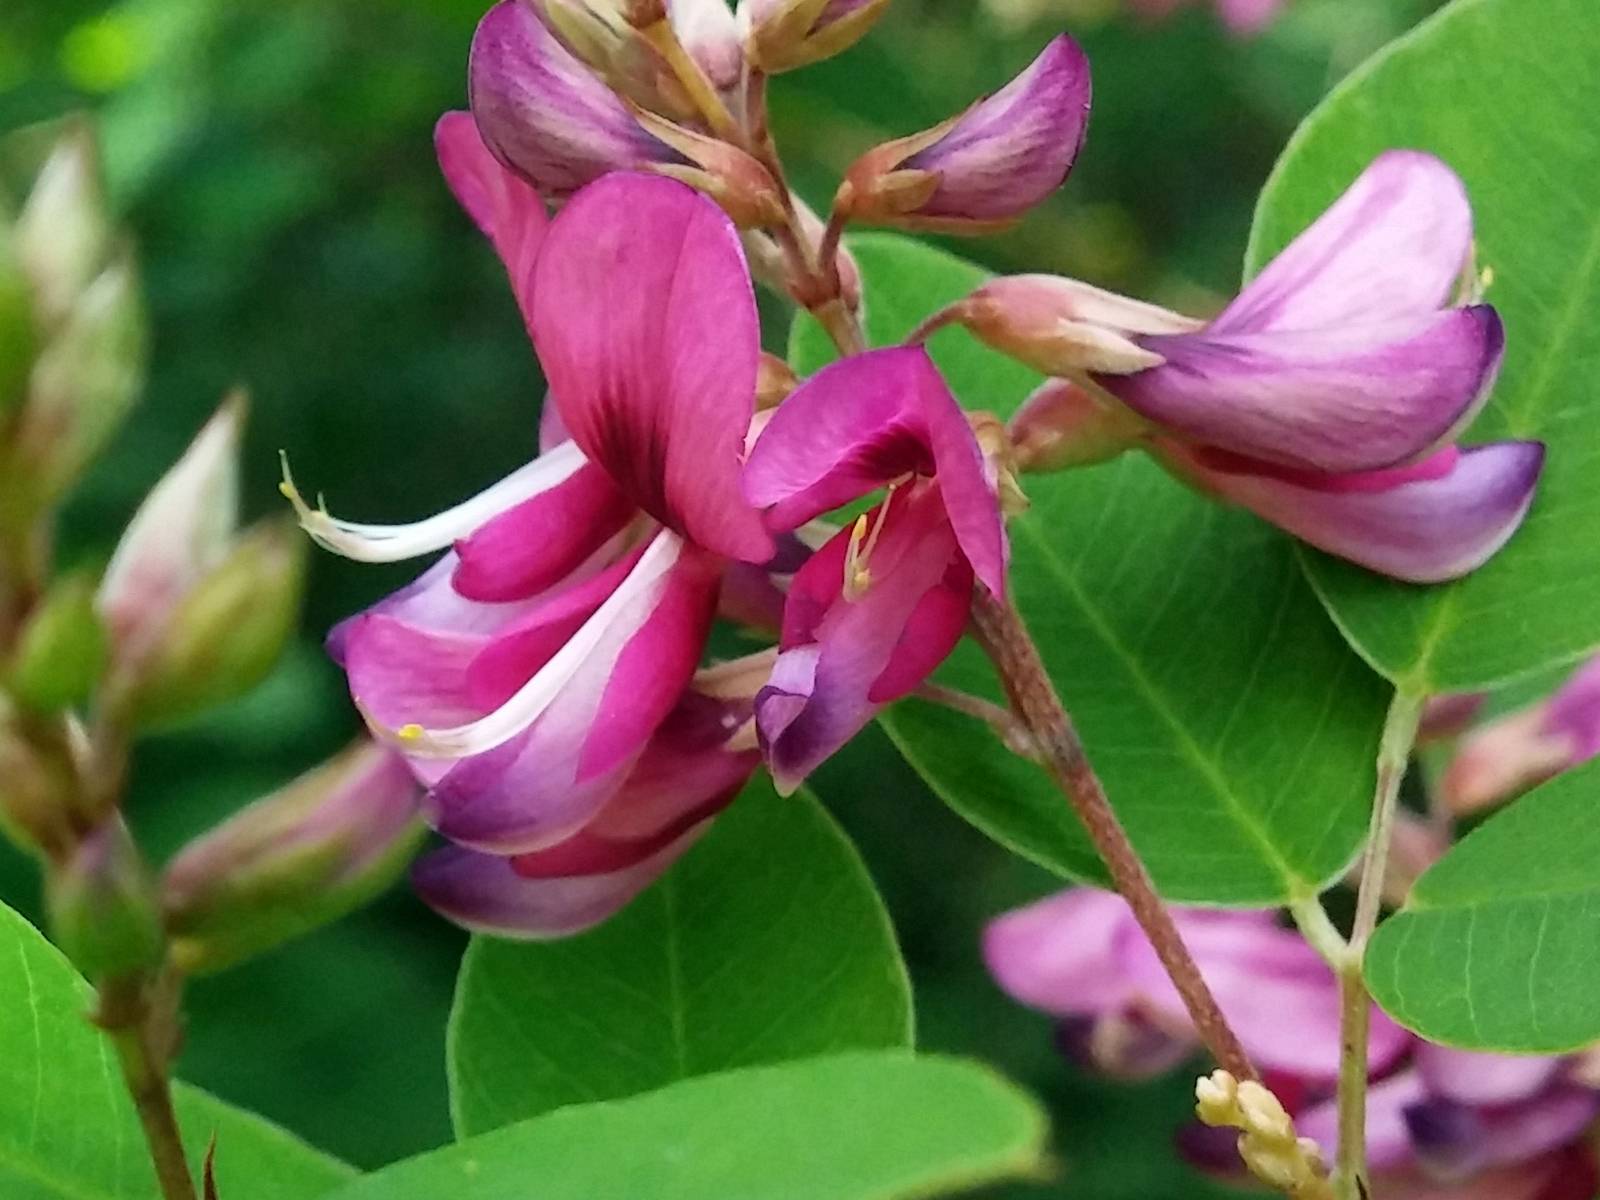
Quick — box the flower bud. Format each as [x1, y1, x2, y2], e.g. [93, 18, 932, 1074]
[110, 519, 306, 729]
[46, 815, 163, 979]
[930, 274, 1201, 377]
[740, 0, 892, 73]
[668, 0, 742, 91]
[13, 123, 113, 328]
[97, 394, 242, 676]
[2, 248, 146, 518]
[162, 743, 424, 973]
[472, 1, 688, 200]
[0, 221, 35, 415]
[1008, 379, 1147, 472]
[630, 106, 786, 227]
[7, 572, 108, 713]
[756, 352, 798, 409]
[531, 0, 696, 119]
[836, 36, 1090, 234]
[0, 701, 82, 858]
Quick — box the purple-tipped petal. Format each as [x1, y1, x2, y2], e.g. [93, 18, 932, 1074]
[532, 174, 774, 563]
[898, 35, 1090, 224]
[1178, 440, 1544, 584]
[1220, 151, 1475, 335]
[757, 484, 972, 792]
[1101, 306, 1505, 474]
[412, 829, 708, 939]
[452, 460, 636, 602]
[434, 110, 549, 321]
[469, 2, 681, 200]
[743, 347, 1007, 594]
[1409, 1087, 1600, 1179]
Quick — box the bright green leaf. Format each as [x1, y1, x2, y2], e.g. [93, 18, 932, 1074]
[1367, 759, 1600, 1052]
[448, 777, 911, 1135]
[336, 1053, 1046, 1200]
[793, 235, 1388, 904]
[1245, 0, 1600, 691]
[0, 900, 353, 1199]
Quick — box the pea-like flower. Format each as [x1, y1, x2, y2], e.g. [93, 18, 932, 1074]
[742, 346, 1009, 792]
[837, 35, 1091, 233]
[288, 122, 778, 935]
[961, 151, 1543, 583]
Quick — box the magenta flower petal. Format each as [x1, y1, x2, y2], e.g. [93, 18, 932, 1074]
[757, 484, 971, 793]
[899, 35, 1090, 224]
[1408, 1088, 1600, 1179]
[1300, 1070, 1430, 1171]
[984, 888, 1149, 1016]
[1180, 440, 1544, 583]
[743, 346, 1007, 594]
[411, 830, 707, 939]
[425, 536, 722, 854]
[469, 2, 680, 200]
[452, 460, 635, 602]
[1102, 306, 1504, 474]
[532, 173, 774, 563]
[343, 615, 487, 737]
[434, 109, 549, 321]
[1416, 1047, 1566, 1108]
[1218, 151, 1474, 336]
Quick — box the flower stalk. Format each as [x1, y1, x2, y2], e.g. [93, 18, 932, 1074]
[96, 968, 195, 1200]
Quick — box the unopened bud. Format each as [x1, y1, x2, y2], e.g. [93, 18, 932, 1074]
[0, 702, 82, 857]
[163, 743, 424, 973]
[1195, 1069, 1241, 1126]
[3, 249, 145, 516]
[756, 353, 798, 409]
[47, 815, 163, 979]
[669, 0, 742, 91]
[531, 0, 696, 119]
[7, 572, 107, 713]
[836, 36, 1090, 234]
[1009, 379, 1147, 473]
[472, 1, 689, 200]
[631, 107, 785, 227]
[1416, 691, 1487, 745]
[97, 395, 243, 676]
[740, 0, 892, 73]
[110, 519, 306, 729]
[0, 221, 35, 414]
[1234, 1080, 1294, 1144]
[13, 123, 112, 327]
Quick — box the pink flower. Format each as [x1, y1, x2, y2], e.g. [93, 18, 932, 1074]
[1126, 0, 1285, 38]
[986, 889, 1600, 1196]
[742, 346, 1008, 792]
[1440, 656, 1600, 817]
[290, 121, 776, 935]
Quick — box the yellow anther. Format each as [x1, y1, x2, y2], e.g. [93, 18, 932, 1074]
[843, 514, 874, 602]
[397, 723, 425, 743]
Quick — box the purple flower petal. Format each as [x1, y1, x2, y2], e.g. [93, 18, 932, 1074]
[1176, 440, 1544, 584]
[1101, 306, 1504, 474]
[532, 174, 774, 563]
[1219, 150, 1474, 335]
[1416, 1046, 1566, 1108]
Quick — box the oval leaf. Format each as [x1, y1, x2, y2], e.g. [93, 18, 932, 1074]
[1245, 0, 1600, 691]
[336, 1053, 1046, 1200]
[1367, 758, 1600, 1052]
[793, 235, 1389, 904]
[447, 777, 912, 1135]
[0, 901, 353, 1199]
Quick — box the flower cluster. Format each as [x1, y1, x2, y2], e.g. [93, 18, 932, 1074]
[987, 890, 1600, 1199]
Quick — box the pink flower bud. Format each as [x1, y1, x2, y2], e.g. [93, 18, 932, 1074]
[739, 0, 892, 73]
[0, 700, 82, 858]
[837, 36, 1091, 233]
[668, 0, 742, 90]
[163, 743, 424, 973]
[628, 106, 787, 227]
[13, 122, 112, 327]
[1008, 379, 1148, 472]
[47, 816, 163, 980]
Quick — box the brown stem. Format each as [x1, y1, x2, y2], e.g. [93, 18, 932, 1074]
[99, 970, 196, 1200]
[970, 586, 1256, 1082]
[912, 682, 1039, 760]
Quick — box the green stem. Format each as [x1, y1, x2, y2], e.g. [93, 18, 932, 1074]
[1333, 687, 1424, 1200]
[99, 970, 196, 1200]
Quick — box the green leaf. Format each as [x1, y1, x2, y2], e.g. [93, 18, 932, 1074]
[336, 1053, 1046, 1200]
[1244, 0, 1600, 692]
[448, 777, 911, 1135]
[1366, 759, 1600, 1052]
[0, 900, 353, 1199]
[793, 235, 1389, 904]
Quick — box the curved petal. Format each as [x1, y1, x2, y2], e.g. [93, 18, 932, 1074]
[452, 460, 636, 602]
[1101, 307, 1504, 474]
[326, 552, 534, 665]
[983, 888, 1149, 1016]
[1406, 1088, 1600, 1178]
[758, 485, 970, 792]
[531, 173, 773, 562]
[469, 1, 680, 201]
[1415, 1046, 1565, 1108]
[284, 440, 588, 563]
[434, 110, 548, 321]
[743, 347, 1006, 593]
[1219, 150, 1474, 335]
[411, 827, 709, 939]
[1299, 1070, 1430, 1172]
[1179, 440, 1544, 584]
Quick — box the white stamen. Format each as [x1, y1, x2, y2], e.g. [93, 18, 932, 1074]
[280, 441, 589, 563]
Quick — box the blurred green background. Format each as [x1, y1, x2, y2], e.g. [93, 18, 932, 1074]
[0, 0, 1439, 1192]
